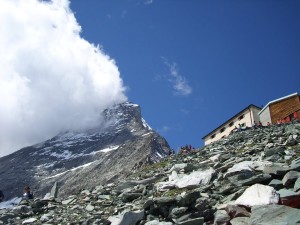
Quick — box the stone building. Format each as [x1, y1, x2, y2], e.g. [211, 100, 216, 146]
[202, 104, 261, 145]
[259, 92, 300, 125]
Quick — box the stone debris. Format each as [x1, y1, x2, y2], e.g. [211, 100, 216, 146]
[1, 121, 300, 224]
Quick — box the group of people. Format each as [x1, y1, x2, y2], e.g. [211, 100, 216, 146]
[179, 145, 195, 154]
[252, 121, 263, 129]
[0, 186, 33, 203]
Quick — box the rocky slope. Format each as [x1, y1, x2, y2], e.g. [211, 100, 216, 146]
[0, 102, 171, 200]
[1, 121, 300, 225]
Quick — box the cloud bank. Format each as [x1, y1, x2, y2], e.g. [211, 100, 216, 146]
[162, 59, 192, 96]
[0, 0, 127, 156]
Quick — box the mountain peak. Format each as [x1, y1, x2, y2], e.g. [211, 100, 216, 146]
[0, 102, 171, 199]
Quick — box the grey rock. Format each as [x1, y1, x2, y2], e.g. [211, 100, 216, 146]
[284, 136, 298, 146]
[294, 177, 300, 192]
[121, 192, 143, 203]
[155, 197, 177, 206]
[221, 188, 245, 204]
[263, 164, 290, 176]
[85, 203, 95, 211]
[62, 197, 76, 205]
[49, 182, 59, 199]
[170, 164, 196, 173]
[145, 220, 173, 225]
[177, 191, 200, 207]
[194, 197, 209, 211]
[143, 200, 154, 210]
[225, 205, 250, 218]
[176, 217, 204, 225]
[282, 171, 300, 187]
[22, 218, 37, 224]
[108, 210, 144, 225]
[213, 210, 230, 225]
[235, 173, 272, 187]
[12, 205, 32, 215]
[278, 189, 300, 208]
[264, 146, 286, 157]
[98, 195, 111, 200]
[230, 217, 250, 225]
[268, 179, 284, 190]
[249, 204, 300, 225]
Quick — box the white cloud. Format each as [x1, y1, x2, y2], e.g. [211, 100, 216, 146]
[144, 0, 154, 5]
[158, 125, 170, 133]
[0, 0, 127, 157]
[162, 59, 192, 96]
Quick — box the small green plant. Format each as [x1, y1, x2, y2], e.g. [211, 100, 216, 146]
[161, 188, 189, 197]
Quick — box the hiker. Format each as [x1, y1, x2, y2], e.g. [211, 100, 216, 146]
[23, 186, 34, 200]
[238, 123, 242, 132]
[0, 190, 4, 202]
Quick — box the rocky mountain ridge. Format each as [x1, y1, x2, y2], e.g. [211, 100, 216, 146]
[0, 102, 171, 200]
[1, 121, 300, 224]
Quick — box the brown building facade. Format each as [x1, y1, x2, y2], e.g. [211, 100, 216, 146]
[259, 93, 300, 125]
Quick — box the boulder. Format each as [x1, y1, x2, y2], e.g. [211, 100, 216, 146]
[176, 216, 204, 225]
[156, 168, 215, 190]
[249, 205, 300, 225]
[263, 164, 290, 176]
[22, 218, 37, 224]
[230, 217, 250, 225]
[174, 168, 215, 189]
[194, 197, 210, 211]
[268, 179, 284, 190]
[294, 177, 300, 192]
[214, 210, 230, 225]
[225, 204, 251, 218]
[170, 164, 196, 173]
[235, 184, 279, 207]
[145, 220, 173, 225]
[282, 171, 300, 187]
[108, 210, 145, 225]
[121, 192, 143, 203]
[169, 207, 188, 219]
[284, 136, 298, 146]
[234, 174, 272, 187]
[264, 146, 285, 157]
[12, 205, 32, 215]
[224, 161, 270, 178]
[177, 191, 200, 207]
[278, 189, 300, 208]
[155, 197, 177, 206]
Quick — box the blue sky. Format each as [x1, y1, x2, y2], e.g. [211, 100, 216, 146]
[69, 0, 300, 151]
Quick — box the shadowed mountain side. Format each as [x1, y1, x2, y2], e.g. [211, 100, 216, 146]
[0, 102, 171, 199]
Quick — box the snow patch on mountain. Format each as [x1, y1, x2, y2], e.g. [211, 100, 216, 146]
[142, 118, 152, 130]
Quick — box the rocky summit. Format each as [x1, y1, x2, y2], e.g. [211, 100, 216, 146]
[1, 121, 300, 224]
[0, 102, 171, 200]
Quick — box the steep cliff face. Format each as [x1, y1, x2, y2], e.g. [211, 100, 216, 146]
[0, 102, 171, 199]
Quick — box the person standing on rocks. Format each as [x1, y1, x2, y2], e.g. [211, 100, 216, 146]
[22, 186, 34, 200]
[0, 190, 4, 202]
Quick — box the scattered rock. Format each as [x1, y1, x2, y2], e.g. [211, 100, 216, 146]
[235, 184, 279, 207]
